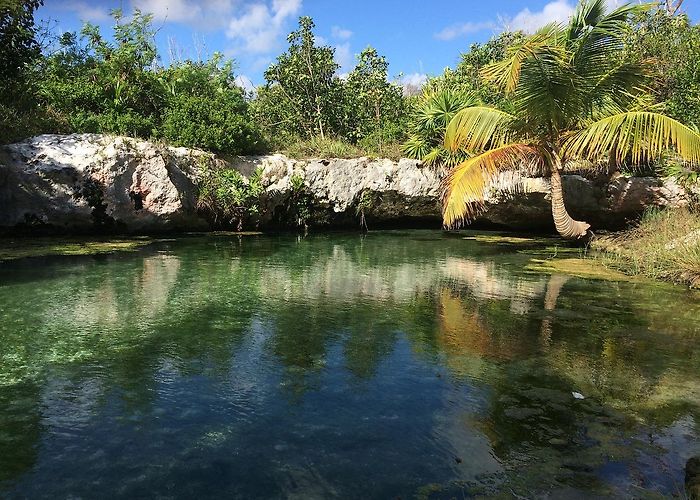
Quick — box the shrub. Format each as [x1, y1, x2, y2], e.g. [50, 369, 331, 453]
[161, 94, 265, 155]
[197, 165, 265, 230]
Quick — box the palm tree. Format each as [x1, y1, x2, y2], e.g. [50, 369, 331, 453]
[403, 88, 477, 167]
[441, 0, 700, 239]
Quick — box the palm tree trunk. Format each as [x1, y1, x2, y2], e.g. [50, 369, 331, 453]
[550, 159, 591, 240]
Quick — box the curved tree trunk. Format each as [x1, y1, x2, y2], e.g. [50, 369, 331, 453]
[549, 159, 591, 240]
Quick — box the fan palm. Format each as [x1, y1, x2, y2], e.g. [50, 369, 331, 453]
[442, 0, 700, 239]
[403, 88, 477, 167]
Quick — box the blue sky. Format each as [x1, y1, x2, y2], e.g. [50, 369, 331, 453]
[39, 0, 699, 90]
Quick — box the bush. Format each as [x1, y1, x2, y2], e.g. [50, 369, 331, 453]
[197, 165, 265, 230]
[161, 94, 265, 155]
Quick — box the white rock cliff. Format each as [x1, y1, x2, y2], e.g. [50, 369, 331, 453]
[0, 134, 695, 233]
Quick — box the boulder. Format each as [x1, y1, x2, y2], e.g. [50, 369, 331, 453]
[0, 134, 209, 233]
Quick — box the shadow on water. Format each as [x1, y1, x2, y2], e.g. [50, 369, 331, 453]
[0, 230, 698, 498]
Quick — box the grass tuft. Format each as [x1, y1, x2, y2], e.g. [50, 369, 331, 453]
[592, 207, 700, 288]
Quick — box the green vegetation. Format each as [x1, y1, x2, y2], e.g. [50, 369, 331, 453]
[0, 236, 158, 261]
[434, 0, 700, 241]
[1, 0, 700, 268]
[197, 165, 265, 230]
[2, 0, 700, 171]
[593, 207, 700, 287]
[251, 18, 407, 156]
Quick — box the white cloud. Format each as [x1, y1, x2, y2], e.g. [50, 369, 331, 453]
[131, 0, 235, 29]
[397, 73, 428, 95]
[226, 0, 302, 54]
[334, 42, 353, 74]
[331, 25, 352, 40]
[436, 0, 625, 41]
[235, 74, 257, 94]
[435, 21, 495, 41]
[504, 0, 575, 33]
[56, 1, 111, 22]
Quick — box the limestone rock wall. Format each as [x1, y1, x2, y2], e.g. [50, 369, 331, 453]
[0, 134, 696, 234]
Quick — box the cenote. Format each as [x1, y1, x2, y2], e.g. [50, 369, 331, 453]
[0, 230, 699, 498]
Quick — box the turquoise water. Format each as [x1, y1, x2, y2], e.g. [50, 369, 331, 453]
[0, 231, 698, 498]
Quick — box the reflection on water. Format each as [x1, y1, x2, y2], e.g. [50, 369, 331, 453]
[0, 231, 698, 498]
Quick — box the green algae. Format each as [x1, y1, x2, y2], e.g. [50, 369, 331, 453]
[525, 257, 645, 282]
[0, 237, 158, 261]
[463, 233, 560, 246]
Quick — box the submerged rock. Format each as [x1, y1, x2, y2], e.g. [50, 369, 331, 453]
[0, 134, 695, 233]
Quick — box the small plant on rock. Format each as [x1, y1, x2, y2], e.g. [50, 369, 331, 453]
[198, 165, 264, 231]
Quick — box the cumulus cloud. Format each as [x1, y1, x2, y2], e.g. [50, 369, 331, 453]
[226, 0, 302, 54]
[331, 25, 353, 40]
[435, 21, 495, 41]
[131, 0, 236, 29]
[503, 0, 626, 34]
[55, 1, 111, 22]
[437, 0, 627, 42]
[503, 0, 574, 33]
[398, 73, 428, 95]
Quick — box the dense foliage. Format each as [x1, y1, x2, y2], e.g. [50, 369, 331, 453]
[1, 1, 699, 170]
[197, 164, 265, 230]
[436, 0, 700, 241]
[251, 17, 407, 156]
[625, 8, 700, 128]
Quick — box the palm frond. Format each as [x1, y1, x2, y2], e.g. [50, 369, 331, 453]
[513, 49, 580, 131]
[562, 112, 700, 164]
[444, 106, 516, 153]
[567, 0, 607, 40]
[481, 26, 565, 94]
[402, 135, 431, 160]
[442, 143, 544, 228]
[415, 89, 479, 132]
[586, 61, 652, 117]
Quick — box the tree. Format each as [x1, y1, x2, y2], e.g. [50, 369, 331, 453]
[664, 0, 684, 15]
[38, 9, 165, 137]
[342, 47, 405, 141]
[261, 16, 340, 140]
[625, 7, 700, 127]
[403, 33, 524, 165]
[0, 0, 47, 143]
[0, 0, 43, 84]
[440, 0, 700, 240]
[160, 54, 265, 154]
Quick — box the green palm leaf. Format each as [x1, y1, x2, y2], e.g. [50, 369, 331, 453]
[444, 106, 515, 153]
[562, 112, 700, 164]
[481, 26, 565, 94]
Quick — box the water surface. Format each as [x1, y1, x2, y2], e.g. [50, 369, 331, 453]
[1, 231, 699, 498]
